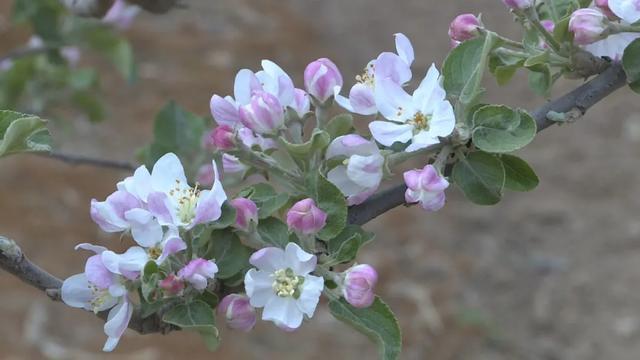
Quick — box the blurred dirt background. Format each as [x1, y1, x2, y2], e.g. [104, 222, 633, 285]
[3, 0, 640, 359]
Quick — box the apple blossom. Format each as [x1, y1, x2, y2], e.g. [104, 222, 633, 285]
[61, 245, 132, 352]
[595, 0, 618, 19]
[609, 0, 640, 24]
[178, 258, 219, 291]
[159, 274, 185, 295]
[404, 164, 449, 212]
[304, 58, 343, 103]
[244, 243, 324, 329]
[583, 32, 640, 60]
[218, 294, 257, 332]
[103, 0, 140, 30]
[239, 91, 285, 134]
[230, 197, 259, 231]
[203, 125, 235, 151]
[325, 134, 384, 205]
[342, 264, 378, 308]
[370, 64, 455, 152]
[448, 14, 482, 42]
[334, 33, 414, 115]
[286, 198, 327, 235]
[290, 88, 311, 117]
[569, 8, 609, 45]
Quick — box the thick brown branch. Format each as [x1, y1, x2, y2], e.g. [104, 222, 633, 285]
[348, 63, 628, 226]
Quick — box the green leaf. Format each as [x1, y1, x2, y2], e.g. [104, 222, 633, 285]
[524, 51, 550, 68]
[208, 202, 237, 229]
[623, 38, 640, 93]
[0, 110, 51, 157]
[527, 64, 552, 97]
[163, 300, 220, 351]
[472, 105, 537, 153]
[443, 33, 499, 118]
[326, 113, 354, 139]
[327, 225, 374, 264]
[239, 183, 290, 219]
[306, 170, 348, 241]
[206, 230, 251, 279]
[452, 151, 505, 205]
[500, 154, 539, 192]
[71, 91, 105, 122]
[280, 129, 330, 159]
[329, 297, 402, 360]
[141, 261, 161, 302]
[256, 217, 290, 248]
[141, 101, 206, 176]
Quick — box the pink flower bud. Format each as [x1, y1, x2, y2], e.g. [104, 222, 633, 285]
[230, 197, 258, 231]
[502, 0, 534, 10]
[239, 91, 284, 134]
[594, 0, 617, 20]
[196, 164, 215, 186]
[177, 258, 218, 291]
[540, 20, 556, 48]
[159, 274, 184, 295]
[304, 58, 343, 103]
[217, 294, 257, 332]
[569, 8, 608, 45]
[286, 198, 327, 235]
[343, 264, 378, 308]
[403, 164, 449, 212]
[448, 14, 482, 42]
[203, 125, 235, 151]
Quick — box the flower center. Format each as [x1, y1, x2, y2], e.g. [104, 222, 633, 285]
[408, 111, 430, 133]
[148, 246, 162, 260]
[169, 179, 201, 224]
[272, 268, 305, 299]
[355, 63, 375, 88]
[89, 284, 112, 313]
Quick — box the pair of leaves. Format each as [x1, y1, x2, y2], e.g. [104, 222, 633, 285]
[452, 152, 539, 205]
[327, 225, 374, 265]
[0, 110, 51, 158]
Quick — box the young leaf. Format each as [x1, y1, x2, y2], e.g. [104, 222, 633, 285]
[239, 183, 289, 219]
[256, 217, 290, 248]
[280, 129, 330, 159]
[623, 38, 640, 93]
[471, 105, 537, 153]
[500, 154, 539, 192]
[306, 170, 348, 241]
[452, 151, 505, 205]
[329, 297, 402, 360]
[0, 110, 51, 157]
[163, 300, 220, 351]
[205, 230, 251, 279]
[326, 113, 355, 139]
[327, 225, 374, 264]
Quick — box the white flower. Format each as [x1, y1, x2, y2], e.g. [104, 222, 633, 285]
[369, 64, 455, 152]
[334, 33, 414, 115]
[326, 135, 384, 205]
[609, 0, 640, 24]
[244, 243, 324, 329]
[61, 245, 132, 352]
[584, 32, 640, 61]
[146, 153, 227, 229]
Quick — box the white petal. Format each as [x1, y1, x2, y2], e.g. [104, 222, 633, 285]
[249, 247, 286, 272]
[244, 269, 275, 307]
[414, 64, 446, 115]
[296, 274, 324, 317]
[262, 296, 303, 329]
[374, 77, 414, 121]
[61, 274, 93, 310]
[103, 298, 133, 352]
[327, 165, 366, 197]
[326, 134, 379, 159]
[406, 132, 440, 152]
[394, 33, 414, 66]
[75, 243, 107, 254]
[234, 69, 261, 105]
[125, 208, 163, 247]
[347, 154, 384, 189]
[610, 0, 640, 24]
[284, 243, 316, 275]
[368, 121, 413, 147]
[150, 153, 188, 195]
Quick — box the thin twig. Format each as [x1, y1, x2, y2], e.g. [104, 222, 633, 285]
[0, 46, 57, 64]
[40, 151, 137, 171]
[348, 63, 628, 226]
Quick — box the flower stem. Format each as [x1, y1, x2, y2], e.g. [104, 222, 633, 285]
[525, 10, 563, 54]
[433, 145, 453, 173]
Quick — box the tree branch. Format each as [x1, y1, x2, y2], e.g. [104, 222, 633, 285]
[60, 0, 182, 17]
[40, 151, 137, 171]
[348, 63, 628, 226]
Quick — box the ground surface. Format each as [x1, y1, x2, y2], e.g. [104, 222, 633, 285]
[2, 0, 640, 359]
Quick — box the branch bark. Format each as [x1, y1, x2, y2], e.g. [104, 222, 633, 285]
[60, 0, 181, 17]
[41, 151, 136, 171]
[348, 63, 628, 226]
